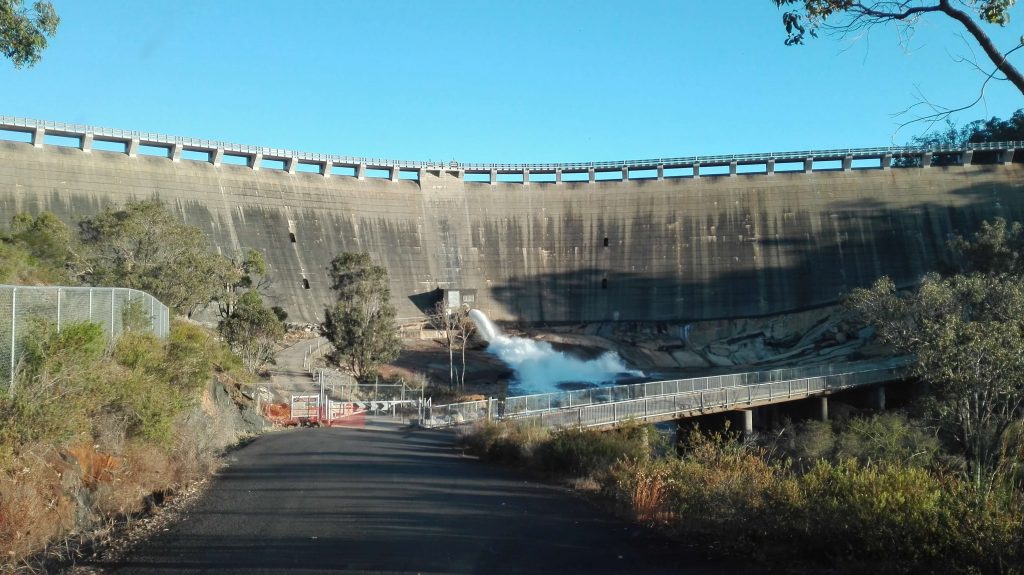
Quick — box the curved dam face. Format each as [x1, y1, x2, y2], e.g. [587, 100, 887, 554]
[1, 124, 1022, 324]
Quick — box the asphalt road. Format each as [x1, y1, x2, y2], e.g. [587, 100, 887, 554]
[103, 420, 741, 575]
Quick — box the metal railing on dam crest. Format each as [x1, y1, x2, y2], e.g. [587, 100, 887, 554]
[2, 115, 1019, 179]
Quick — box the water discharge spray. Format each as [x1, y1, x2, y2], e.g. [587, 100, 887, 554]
[469, 309, 643, 395]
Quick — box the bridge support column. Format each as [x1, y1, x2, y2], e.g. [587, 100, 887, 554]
[321, 161, 332, 178]
[489, 169, 497, 184]
[555, 169, 562, 183]
[881, 153, 892, 170]
[803, 158, 813, 172]
[962, 150, 974, 165]
[212, 148, 223, 167]
[80, 133, 93, 153]
[356, 163, 366, 179]
[657, 165, 664, 179]
[729, 161, 737, 176]
[817, 397, 829, 422]
[1000, 149, 1016, 164]
[286, 157, 298, 174]
[170, 143, 182, 162]
[872, 385, 886, 411]
[622, 166, 629, 180]
[390, 166, 400, 181]
[842, 155, 852, 170]
[127, 138, 139, 158]
[921, 152, 932, 168]
[735, 409, 753, 435]
[692, 162, 700, 178]
[250, 152, 263, 171]
[766, 159, 775, 174]
[522, 168, 529, 185]
[31, 127, 44, 148]
[588, 168, 595, 183]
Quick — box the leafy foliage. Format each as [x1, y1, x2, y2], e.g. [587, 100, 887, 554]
[0, 0, 58, 69]
[219, 290, 285, 374]
[75, 199, 238, 316]
[321, 252, 400, 379]
[0, 211, 71, 284]
[772, 0, 1024, 106]
[214, 248, 271, 319]
[847, 271, 1024, 491]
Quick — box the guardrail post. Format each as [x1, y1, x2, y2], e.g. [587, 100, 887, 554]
[578, 408, 583, 430]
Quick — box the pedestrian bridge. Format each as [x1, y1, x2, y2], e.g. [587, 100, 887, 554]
[423, 357, 910, 431]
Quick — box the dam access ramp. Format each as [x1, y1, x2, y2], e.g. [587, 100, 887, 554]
[423, 357, 910, 431]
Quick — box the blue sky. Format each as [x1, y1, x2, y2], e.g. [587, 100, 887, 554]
[1, 1, 1021, 163]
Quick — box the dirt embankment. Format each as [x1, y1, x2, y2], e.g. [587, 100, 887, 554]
[3, 376, 266, 573]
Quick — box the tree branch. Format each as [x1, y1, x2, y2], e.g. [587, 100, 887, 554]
[935, 0, 1024, 95]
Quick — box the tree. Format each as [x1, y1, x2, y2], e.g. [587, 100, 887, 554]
[427, 301, 477, 390]
[321, 252, 400, 379]
[948, 217, 1024, 275]
[0, 0, 58, 68]
[219, 290, 284, 375]
[0, 211, 71, 284]
[214, 248, 271, 319]
[850, 218, 1024, 491]
[773, 1, 1024, 126]
[847, 272, 1024, 493]
[454, 308, 477, 390]
[75, 199, 238, 316]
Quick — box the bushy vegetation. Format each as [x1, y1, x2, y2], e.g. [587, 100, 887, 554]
[464, 415, 1024, 573]
[0, 318, 249, 568]
[0, 202, 277, 569]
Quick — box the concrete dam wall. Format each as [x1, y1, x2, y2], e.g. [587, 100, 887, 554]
[1, 118, 1022, 324]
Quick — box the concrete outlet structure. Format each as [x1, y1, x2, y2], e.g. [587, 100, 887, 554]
[1, 116, 1023, 325]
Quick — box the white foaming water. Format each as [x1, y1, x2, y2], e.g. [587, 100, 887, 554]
[469, 309, 643, 395]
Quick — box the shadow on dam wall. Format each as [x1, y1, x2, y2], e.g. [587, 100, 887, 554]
[487, 180, 1024, 324]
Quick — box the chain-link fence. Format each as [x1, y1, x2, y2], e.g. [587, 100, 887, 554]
[0, 285, 171, 388]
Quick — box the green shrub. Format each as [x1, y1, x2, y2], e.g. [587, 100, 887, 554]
[536, 423, 657, 479]
[0, 321, 112, 466]
[835, 413, 940, 468]
[460, 420, 549, 465]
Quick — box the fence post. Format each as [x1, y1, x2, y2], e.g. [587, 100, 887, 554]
[9, 287, 16, 389]
[56, 287, 61, 332]
[110, 288, 116, 339]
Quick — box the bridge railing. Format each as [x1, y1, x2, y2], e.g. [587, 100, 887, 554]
[0, 285, 171, 388]
[500, 357, 908, 415]
[423, 359, 909, 429]
[505, 367, 903, 430]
